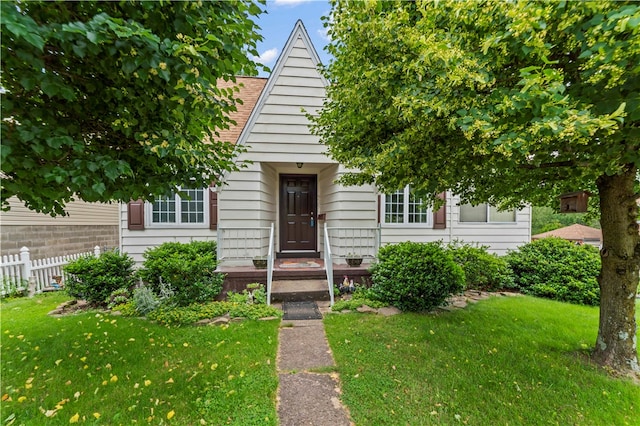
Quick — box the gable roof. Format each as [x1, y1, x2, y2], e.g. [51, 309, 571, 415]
[215, 77, 267, 144]
[235, 20, 327, 149]
[532, 223, 602, 242]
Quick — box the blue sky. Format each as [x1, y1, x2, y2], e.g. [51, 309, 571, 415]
[253, 0, 332, 75]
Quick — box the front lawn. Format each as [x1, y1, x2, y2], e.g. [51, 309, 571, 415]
[1, 293, 280, 425]
[324, 295, 640, 425]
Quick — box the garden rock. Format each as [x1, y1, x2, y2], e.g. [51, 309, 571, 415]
[211, 315, 230, 326]
[356, 305, 377, 314]
[377, 306, 402, 316]
[48, 300, 90, 316]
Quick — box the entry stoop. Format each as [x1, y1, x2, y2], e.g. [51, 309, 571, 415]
[271, 279, 331, 302]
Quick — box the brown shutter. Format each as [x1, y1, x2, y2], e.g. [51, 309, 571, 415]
[127, 199, 145, 230]
[433, 192, 446, 229]
[209, 189, 218, 230]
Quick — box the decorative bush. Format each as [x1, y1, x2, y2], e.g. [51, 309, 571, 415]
[137, 241, 223, 306]
[447, 241, 515, 291]
[506, 238, 601, 305]
[64, 250, 135, 305]
[369, 241, 465, 312]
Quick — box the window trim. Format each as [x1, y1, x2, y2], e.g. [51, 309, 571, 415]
[458, 202, 518, 224]
[381, 185, 433, 227]
[145, 188, 210, 229]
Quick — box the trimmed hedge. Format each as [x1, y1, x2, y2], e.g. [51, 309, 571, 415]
[370, 241, 465, 312]
[506, 238, 601, 305]
[64, 250, 135, 305]
[137, 241, 223, 306]
[447, 242, 515, 291]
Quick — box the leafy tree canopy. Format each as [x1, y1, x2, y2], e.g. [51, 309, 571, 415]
[313, 0, 639, 210]
[313, 0, 640, 375]
[1, 0, 266, 215]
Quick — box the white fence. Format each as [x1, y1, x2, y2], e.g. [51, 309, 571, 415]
[1, 246, 101, 297]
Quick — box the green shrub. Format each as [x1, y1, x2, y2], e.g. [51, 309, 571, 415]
[331, 297, 387, 312]
[369, 241, 465, 312]
[148, 301, 282, 326]
[110, 301, 139, 316]
[64, 250, 135, 305]
[137, 241, 223, 306]
[447, 241, 515, 291]
[506, 238, 601, 305]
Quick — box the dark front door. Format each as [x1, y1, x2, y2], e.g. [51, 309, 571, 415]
[280, 174, 317, 252]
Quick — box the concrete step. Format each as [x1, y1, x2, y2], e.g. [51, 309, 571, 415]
[271, 279, 331, 302]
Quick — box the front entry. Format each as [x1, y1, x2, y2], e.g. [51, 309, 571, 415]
[279, 174, 317, 254]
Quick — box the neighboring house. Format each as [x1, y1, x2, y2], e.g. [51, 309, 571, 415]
[1, 197, 119, 259]
[121, 21, 531, 267]
[532, 224, 602, 247]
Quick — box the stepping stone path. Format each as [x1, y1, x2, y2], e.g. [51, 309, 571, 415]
[276, 319, 353, 426]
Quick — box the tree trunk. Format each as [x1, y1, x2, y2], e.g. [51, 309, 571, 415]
[593, 167, 640, 376]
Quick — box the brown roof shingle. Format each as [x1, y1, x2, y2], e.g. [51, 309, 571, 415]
[214, 77, 267, 144]
[532, 223, 602, 242]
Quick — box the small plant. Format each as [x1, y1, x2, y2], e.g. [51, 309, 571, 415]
[369, 241, 464, 312]
[345, 253, 363, 267]
[133, 284, 160, 315]
[227, 283, 267, 305]
[1, 277, 28, 299]
[107, 287, 132, 309]
[332, 297, 387, 312]
[64, 249, 135, 305]
[109, 301, 139, 316]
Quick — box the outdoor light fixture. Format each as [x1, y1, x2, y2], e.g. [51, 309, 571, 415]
[296, 162, 303, 168]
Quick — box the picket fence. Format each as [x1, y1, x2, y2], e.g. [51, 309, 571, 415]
[0, 246, 102, 297]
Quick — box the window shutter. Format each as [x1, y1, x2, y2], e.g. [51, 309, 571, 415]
[433, 192, 446, 229]
[377, 194, 381, 224]
[127, 199, 145, 230]
[209, 189, 218, 230]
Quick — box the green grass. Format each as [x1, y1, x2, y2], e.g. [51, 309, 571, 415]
[3, 293, 638, 425]
[1, 293, 280, 425]
[324, 296, 640, 426]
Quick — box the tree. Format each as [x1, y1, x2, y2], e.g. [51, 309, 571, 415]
[1, 1, 266, 216]
[312, 0, 640, 376]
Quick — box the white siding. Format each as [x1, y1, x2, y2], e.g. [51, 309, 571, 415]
[380, 193, 531, 256]
[2, 196, 118, 225]
[119, 202, 217, 264]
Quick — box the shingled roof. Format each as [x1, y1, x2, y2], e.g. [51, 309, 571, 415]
[215, 77, 267, 144]
[532, 223, 602, 244]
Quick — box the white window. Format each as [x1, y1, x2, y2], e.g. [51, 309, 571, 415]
[383, 185, 432, 225]
[148, 188, 207, 227]
[459, 203, 516, 223]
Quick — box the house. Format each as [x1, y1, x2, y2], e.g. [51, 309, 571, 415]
[121, 21, 531, 275]
[1, 197, 119, 259]
[532, 224, 602, 247]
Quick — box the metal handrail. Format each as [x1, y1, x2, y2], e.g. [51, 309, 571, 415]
[266, 223, 275, 306]
[324, 223, 335, 306]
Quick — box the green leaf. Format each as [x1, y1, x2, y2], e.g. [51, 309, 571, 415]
[40, 79, 60, 97]
[92, 182, 106, 195]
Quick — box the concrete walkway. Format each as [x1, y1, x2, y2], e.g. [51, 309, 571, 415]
[276, 305, 353, 426]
